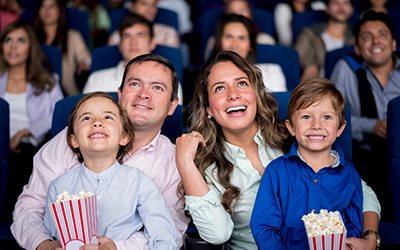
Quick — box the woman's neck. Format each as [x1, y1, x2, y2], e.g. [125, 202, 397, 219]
[223, 123, 259, 151]
[44, 24, 58, 45]
[7, 66, 27, 93]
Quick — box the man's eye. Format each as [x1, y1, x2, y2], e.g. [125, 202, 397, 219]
[154, 85, 164, 91]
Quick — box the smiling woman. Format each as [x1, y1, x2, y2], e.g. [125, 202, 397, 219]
[175, 50, 289, 249]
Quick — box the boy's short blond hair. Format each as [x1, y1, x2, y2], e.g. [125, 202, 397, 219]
[287, 77, 346, 126]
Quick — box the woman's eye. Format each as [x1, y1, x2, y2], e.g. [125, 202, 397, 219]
[238, 80, 248, 87]
[215, 86, 224, 92]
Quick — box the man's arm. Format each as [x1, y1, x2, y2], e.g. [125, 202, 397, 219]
[10, 128, 79, 250]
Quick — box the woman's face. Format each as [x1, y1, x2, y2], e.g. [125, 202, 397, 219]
[221, 22, 251, 59]
[39, 0, 60, 26]
[206, 61, 258, 137]
[2, 28, 30, 68]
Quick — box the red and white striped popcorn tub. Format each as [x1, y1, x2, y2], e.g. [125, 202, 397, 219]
[49, 195, 98, 249]
[307, 231, 347, 250]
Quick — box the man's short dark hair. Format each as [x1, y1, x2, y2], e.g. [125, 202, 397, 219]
[352, 10, 395, 42]
[118, 12, 154, 39]
[119, 54, 179, 101]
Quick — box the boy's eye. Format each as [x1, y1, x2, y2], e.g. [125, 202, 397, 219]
[301, 115, 311, 120]
[324, 115, 333, 120]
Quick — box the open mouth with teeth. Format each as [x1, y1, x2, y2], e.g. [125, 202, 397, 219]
[226, 105, 247, 114]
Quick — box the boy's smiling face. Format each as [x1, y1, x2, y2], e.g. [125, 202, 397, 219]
[285, 97, 346, 157]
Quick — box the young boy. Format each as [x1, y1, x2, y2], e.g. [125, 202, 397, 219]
[43, 92, 179, 249]
[250, 78, 363, 249]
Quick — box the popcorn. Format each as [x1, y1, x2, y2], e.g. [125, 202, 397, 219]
[302, 209, 347, 250]
[56, 191, 95, 202]
[49, 191, 98, 250]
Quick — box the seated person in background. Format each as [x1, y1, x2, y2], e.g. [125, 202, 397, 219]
[0, 0, 22, 31]
[274, 0, 326, 46]
[251, 77, 362, 249]
[0, 21, 63, 217]
[361, 0, 388, 13]
[44, 92, 180, 249]
[224, 0, 275, 45]
[108, 0, 180, 49]
[11, 54, 189, 250]
[294, 0, 354, 81]
[330, 10, 400, 220]
[158, 0, 192, 35]
[210, 14, 287, 92]
[83, 13, 156, 94]
[34, 0, 91, 96]
[84, 13, 183, 104]
[67, 0, 111, 48]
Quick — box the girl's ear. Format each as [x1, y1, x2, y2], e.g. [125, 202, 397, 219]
[69, 134, 80, 149]
[119, 133, 130, 147]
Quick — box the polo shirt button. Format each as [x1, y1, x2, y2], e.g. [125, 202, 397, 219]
[314, 178, 318, 184]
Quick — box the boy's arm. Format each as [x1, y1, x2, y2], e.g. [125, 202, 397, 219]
[250, 165, 286, 249]
[10, 128, 79, 250]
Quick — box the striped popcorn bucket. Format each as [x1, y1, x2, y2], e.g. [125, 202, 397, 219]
[49, 196, 98, 249]
[307, 231, 347, 250]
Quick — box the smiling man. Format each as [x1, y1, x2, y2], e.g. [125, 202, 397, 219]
[330, 9, 400, 233]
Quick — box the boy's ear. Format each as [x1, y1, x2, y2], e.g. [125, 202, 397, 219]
[336, 121, 347, 138]
[285, 119, 296, 136]
[69, 134, 80, 149]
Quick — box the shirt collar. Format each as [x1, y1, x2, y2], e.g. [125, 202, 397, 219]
[223, 130, 264, 164]
[124, 131, 161, 160]
[81, 160, 121, 185]
[284, 142, 343, 168]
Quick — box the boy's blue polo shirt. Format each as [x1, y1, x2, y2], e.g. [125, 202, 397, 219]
[250, 142, 363, 250]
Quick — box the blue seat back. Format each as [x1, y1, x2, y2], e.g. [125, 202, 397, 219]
[256, 44, 301, 91]
[41, 45, 62, 82]
[90, 45, 183, 82]
[273, 91, 352, 161]
[51, 93, 184, 143]
[387, 96, 400, 225]
[0, 98, 10, 219]
[292, 10, 327, 44]
[324, 45, 355, 79]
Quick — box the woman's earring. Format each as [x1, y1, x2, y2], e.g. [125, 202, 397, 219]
[207, 114, 212, 119]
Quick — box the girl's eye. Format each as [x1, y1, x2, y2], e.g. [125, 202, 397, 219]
[81, 116, 90, 121]
[104, 115, 113, 120]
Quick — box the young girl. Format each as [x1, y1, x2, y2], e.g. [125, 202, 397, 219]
[44, 92, 179, 249]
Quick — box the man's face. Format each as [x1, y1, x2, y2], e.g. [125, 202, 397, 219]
[131, 0, 158, 21]
[119, 23, 156, 63]
[356, 20, 396, 68]
[326, 0, 353, 23]
[118, 61, 178, 133]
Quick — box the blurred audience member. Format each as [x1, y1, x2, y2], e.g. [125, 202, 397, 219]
[0, 22, 63, 217]
[274, 0, 326, 46]
[0, 0, 22, 31]
[211, 14, 286, 92]
[67, 0, 111, 48]
[294, 0, 354, 81]
[158, 0, 192, 35]
[109, 0, 180, 49]
[34, 0, 91, 96]
[330, 10, 400, 220]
